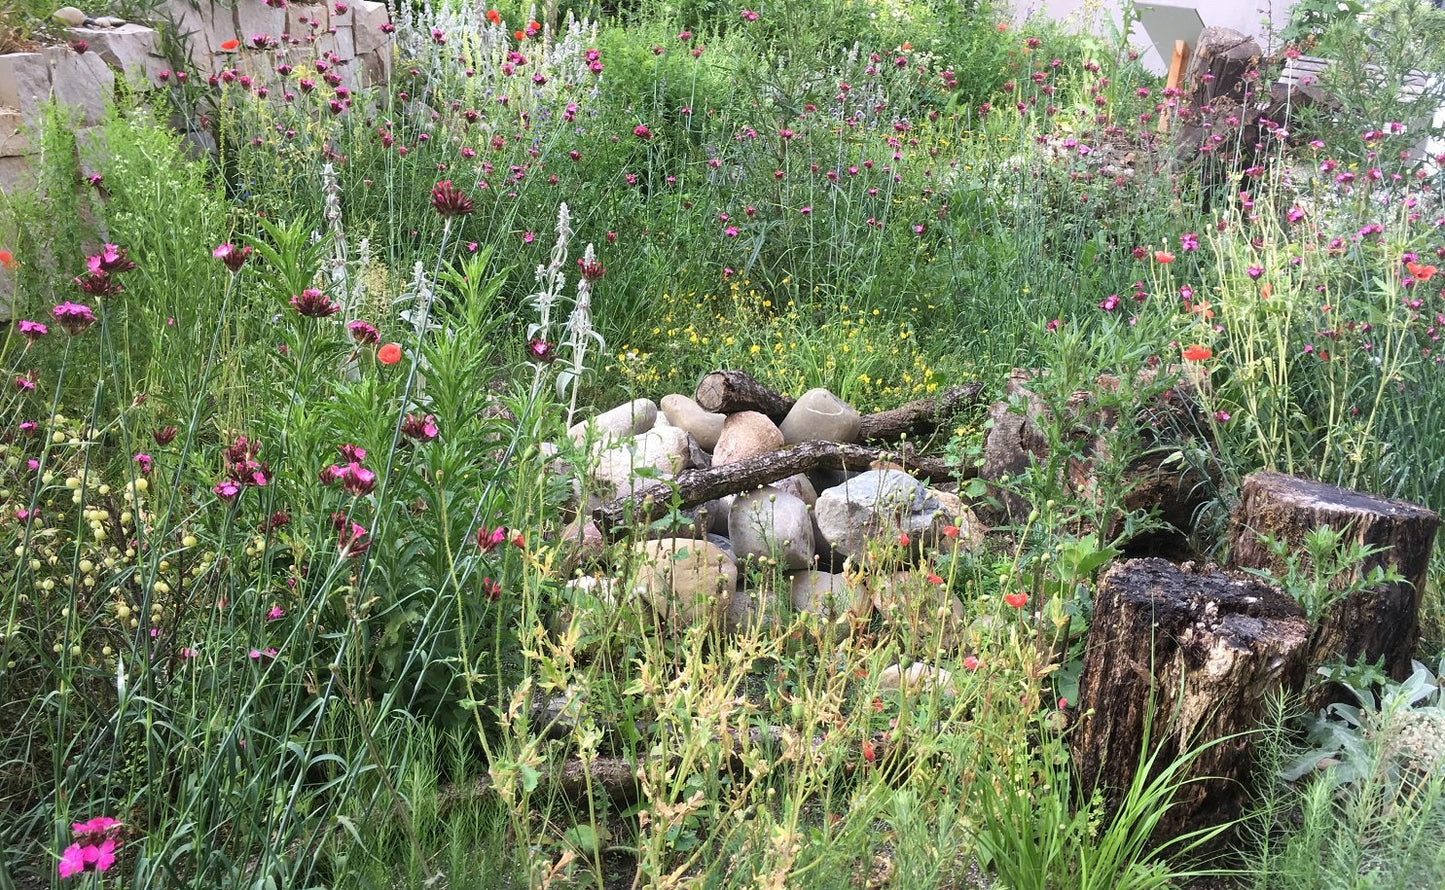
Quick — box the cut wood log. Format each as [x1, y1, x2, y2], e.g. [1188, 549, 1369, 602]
[694, 371, 985, 441]
[1071, 558, 1310, 847]
[1227, 471, 1440, 679]
[593, 440, 963, 533]
[695, 370, 795, 420]
[856, 383, 986, 442]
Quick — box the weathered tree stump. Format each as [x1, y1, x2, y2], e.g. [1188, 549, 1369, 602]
[1228, 471, 1440, 679]
[1072, 558, 1310, 845]
[695, 370, 795, 420]
[978, 368, 1213, 543]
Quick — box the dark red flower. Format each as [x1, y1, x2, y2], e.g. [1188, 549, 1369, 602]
[430, 180, 474, 217]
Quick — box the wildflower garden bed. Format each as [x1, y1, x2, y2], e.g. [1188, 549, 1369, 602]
[4, 0, 1445, 888]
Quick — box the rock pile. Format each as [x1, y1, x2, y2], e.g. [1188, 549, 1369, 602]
[556, 377, 987, 648]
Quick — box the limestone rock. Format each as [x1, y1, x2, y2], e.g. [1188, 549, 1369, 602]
[352, 0, 391, 55]
[773, 473, 818, 506]
[47, 46, 114, 127]
[53, 6, 88, 27]
[661, 393, 725, 451]
[569, 398, 657, 445]
[712, 410, 783, 465]
[878, 663, 958, 696]
[780, 387, 861, 445]
[633, 538, 737, 631]
[0, 54, 52, 124]
[66, 24, 162, 86]
[789, 571, 869, 626]
[593, 425, 691, 491]
[728, 487, 815, 572]
[814, 469, 944, 560]
[724, 588, 780, 635]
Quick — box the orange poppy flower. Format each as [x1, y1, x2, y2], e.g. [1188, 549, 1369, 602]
[378, 343, 402, 364]
[1004, 592, 1028, 608]
[514, 29, 525, 40]
[220, 39, 240, 51]
[1260, 282, 1273, 300]
[1187, 299, 1214, 320]
[0, 249, 15, 270]
[1154, 249, 1175, 264]
[1181, 344, 1212, 362]
[486, 8, 500, 23]
[1407, 261, 1437, 282]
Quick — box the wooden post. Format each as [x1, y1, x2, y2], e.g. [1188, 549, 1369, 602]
[1158, 39, 1190, 134]
[1228, 471, 1440, 678]
[1071, 558, 1310, 845]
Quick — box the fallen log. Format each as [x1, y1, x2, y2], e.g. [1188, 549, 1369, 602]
[695, 370, 795, 420]
[1071, 558, 1310, 848]
[593, 440, 964, 533]
[857, 383, 986, 442]
[694, 371, 985, 442]
[1227, 471, 1440, 679]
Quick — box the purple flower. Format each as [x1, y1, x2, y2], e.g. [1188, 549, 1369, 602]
[289, 289, 339, 317]
[1180, 232, 1199, 251]
[214, 480, 242, 500]
[52, 302, 97, 335]
[347, 320, 380, 344]
[213, 243, 252, 272]
[401, 413, 439, 442]
[18, 320, 48, 341]
[134, 453, 152, 474]
[87, 244, 137, 276]
[527, 337, 555, 363]
[1247, 265, 1264, 280]
[1099, 294, 1120, 312]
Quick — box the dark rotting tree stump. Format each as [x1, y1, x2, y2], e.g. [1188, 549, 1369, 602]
[1227, 471, 1440, 679]
[1071, 558, 1310, 846]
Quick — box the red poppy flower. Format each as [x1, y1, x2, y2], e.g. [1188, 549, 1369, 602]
[862, 739, 877, 764]
[1004, 592, 1028, 608]
[220, 39, 240, 51]
[0, 249, 15, 270]
[1153, 249, 1175, 264]
[486, 8, 500, 23]
[1181, 344, 1212, 362]
[1407, 261, 1437, 282]
[514, 29, 525, 40]
[941, 524, 959, 539]
[377, 343, 402, 364]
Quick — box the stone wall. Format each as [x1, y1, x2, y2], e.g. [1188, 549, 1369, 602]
[0, 1, 393, 189]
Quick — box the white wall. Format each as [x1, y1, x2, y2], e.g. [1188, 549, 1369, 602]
[1008, 0, 1302, 73]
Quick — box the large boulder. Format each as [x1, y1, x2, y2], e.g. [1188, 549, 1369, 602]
[780, 387, 861, 445]
[712, 410, 784, 465]
[593, 426, 691, 495]
[729, 487, 815, 571]
[632, 538, 737, 631]
[814, 469, 952, 560]
[569, 398, 657, 445]
[789, 571, 869, 629]
[661, 393, 726, 451]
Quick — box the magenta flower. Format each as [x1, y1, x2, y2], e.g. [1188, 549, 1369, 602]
[18, 319, 47, 341]
[338, 443, 367, 462]
[59, 817, 121, 878]
[527, 337, 555, 363]
[213, 243, 253, 273]
[134, 453, 153, 474]
[52, 302, 97, 335]
[289, 289, 339, 317]
[248, 647, 279, 659]
[73, 272, 121, 298]
[348, 320, 380, 344]
[430, 180, 475, 217]
[1099, 294, 1120, 311]
[1180, 232, 1199, 251]
[401, 413, 439, 442]
[15, 375, 35, 392]
[267, 605, 286, 621]
[476, 525, 506, 553]
[87, 244, 137, 276]
[214, 480, 242, 500]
